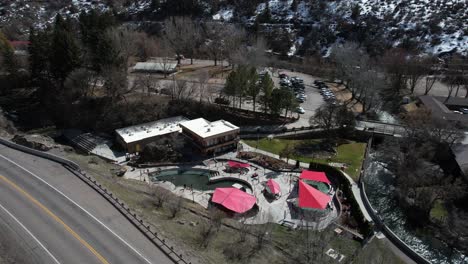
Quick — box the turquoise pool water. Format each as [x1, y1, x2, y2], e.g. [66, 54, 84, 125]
[150, 169, 251, 191]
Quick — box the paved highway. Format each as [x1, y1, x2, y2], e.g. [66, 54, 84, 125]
[0, 144, 174, 264]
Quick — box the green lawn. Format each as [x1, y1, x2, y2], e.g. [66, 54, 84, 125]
[430, 199, 448, 223]
[243, 138, 367, 181]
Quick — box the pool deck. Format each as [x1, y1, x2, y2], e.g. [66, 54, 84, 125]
[123, 151, 337, 227]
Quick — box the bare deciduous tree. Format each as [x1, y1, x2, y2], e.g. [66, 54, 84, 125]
[198, 219, 216, 248]
[134, 74, 160, 95]
[102, 66, 129, 103]
[167, 196, 183, 218]
[163, 16, 202, 65]
[134, 32, 159, 62]
[155, 40, 175, 78]
[197, 69, 211, 103]
[406, 57, 427, 94]
[105, 27, 139, 68]
[149, 186, 169, 208]
[63, 68, 94, 100]
[424, 76, 437, 95]
[203, 22, 229, 66]
[171, 79, 195, 101]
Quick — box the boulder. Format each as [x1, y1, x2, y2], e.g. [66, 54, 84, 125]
[12, 134, 56, 151]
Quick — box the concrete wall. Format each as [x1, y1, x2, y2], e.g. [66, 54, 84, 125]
[359, 137, 431, 264]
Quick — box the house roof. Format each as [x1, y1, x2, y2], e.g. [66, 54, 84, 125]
[133, 61, 177, 73]
[452, 143, 468, 173]
[9, 40, 30, 48]
[179, 118, 239, 139]
[298, 180, 331, 210]
[115, 116, 188, 144]
[433, 96, 468, 107]
[419, 96, 468, 125]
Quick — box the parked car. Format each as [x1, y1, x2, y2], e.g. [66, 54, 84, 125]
[296, 107, 305, 114]
[279, 73, 288, 79]
[461, 108, 468, 114]
[214, 97, 230, 105]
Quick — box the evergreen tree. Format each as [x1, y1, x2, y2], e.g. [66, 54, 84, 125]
[351, 4, 361, 21]
[259, 72, 274, 113]
[49, 14, 81, 85]
[247, 67, 261, 112]
[28, 27, 51, 84]
[269, 88, 283, 116]
[79, 10, 115, 72]
[150, 0, 160, 10]
[291, 0, 299, 12]
[281, 88, 297, 117]
[224, 70, 240, 107]
[0, 31, 16, 74]
[257, 3, 271, 23]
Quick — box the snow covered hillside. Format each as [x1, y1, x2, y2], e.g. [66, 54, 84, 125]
[0, 0, 466, 56]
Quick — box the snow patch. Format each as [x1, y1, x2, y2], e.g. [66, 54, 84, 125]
[213, 8, 234, 21]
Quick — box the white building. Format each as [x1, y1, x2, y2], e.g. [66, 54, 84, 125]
[132, 61, 178, 74]
[115, 116, 188, 153]
[179, 118, 240, 155]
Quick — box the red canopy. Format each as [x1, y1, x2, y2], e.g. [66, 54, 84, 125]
[298, 180, 331, 210]
[212, 188, 256, 213]
[265, 179, 281, 194]
[300, 170, 331, 184]
[227, 161, 250, 168]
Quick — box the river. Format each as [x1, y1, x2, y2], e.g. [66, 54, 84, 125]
[364, 152, 466, 264]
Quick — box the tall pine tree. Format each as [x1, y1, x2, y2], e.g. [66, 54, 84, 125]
[49, 14, 81, 85]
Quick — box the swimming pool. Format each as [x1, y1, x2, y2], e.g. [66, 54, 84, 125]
[150, 168, 251, 191]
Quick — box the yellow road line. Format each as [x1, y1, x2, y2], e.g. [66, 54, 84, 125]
[0, 175, 110, 264]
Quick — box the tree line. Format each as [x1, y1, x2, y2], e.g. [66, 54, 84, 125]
[223, 65, 298, 117]
[330, 42, 468, 116]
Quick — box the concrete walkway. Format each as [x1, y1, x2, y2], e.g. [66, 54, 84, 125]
[122, 151, 338, 228]
[239, 141, 373, 223]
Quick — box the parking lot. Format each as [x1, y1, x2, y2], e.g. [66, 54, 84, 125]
[272, 69, 325, 128]
[127, 59, 329, 129]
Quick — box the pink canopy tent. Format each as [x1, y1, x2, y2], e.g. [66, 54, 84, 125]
[227, 161, 250, 168]
[298, 180, 331, 210]
[300, 170, 331, 184]
[212, 188, 256, 213]
[265, 179, 281, 195]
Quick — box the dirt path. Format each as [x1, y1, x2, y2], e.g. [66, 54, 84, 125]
[327, 83, 363, 113]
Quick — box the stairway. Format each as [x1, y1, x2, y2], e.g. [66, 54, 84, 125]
[69, 133, 97, 153]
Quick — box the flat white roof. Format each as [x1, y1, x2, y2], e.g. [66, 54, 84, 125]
[179, 118, 239, 139]
[115, 116, 188, 144]
[133, 62, 177, 73]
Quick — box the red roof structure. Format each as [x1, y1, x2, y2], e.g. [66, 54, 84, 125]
[298, 180, 331, 210]
[227, 161, 250, 168]
[9, 40, 30, 48]
[212, 188, 256, 213]
[300, 170, 331, 184]
[265, 179, 281, 194]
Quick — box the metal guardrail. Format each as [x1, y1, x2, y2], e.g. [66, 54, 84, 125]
[0, 138, 190, 264]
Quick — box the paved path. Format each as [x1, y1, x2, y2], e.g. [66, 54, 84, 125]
[0, 145, 173, 264]
[239, 142, 372, 222]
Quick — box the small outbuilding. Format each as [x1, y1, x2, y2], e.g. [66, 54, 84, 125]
[132, 61, 178, 74]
